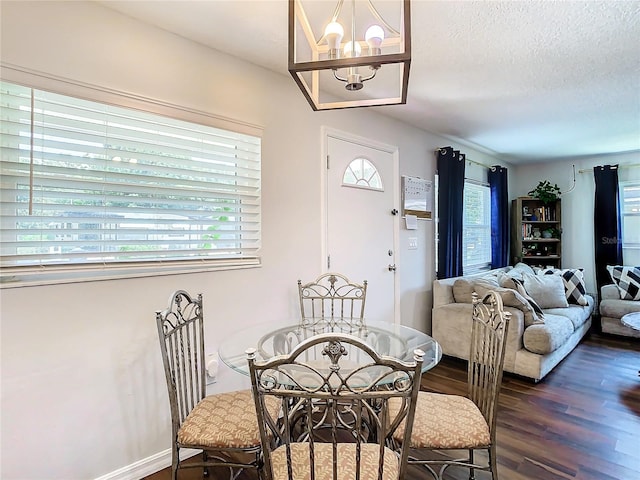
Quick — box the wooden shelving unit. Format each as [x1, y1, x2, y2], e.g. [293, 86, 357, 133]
[511, 196, 562, 268]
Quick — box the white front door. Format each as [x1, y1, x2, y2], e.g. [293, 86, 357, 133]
[324, 130, 398, 324]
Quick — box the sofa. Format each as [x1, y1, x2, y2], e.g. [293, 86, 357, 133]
[432, 264, 594, 382]
[600, 265, 640, 338]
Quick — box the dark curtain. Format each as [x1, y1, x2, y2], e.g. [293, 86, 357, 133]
[436, 147, 465, 279]
[594, 165, 623, 293]
[488, 166, 509, 268]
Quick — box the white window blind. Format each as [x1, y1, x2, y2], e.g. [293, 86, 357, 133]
[0, 81, 261, 275]
[621, 181, 640, 265]
[463, 180, 492, 274]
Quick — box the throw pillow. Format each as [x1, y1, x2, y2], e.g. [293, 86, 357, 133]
[496, 263, 535, 283]
[453, 274, 502, 304]
[496, 271, 517, 290]
[509, 277, 546, 318]
[522, 272, 569, 309]
[607, 265, 640, 301]
[472, 281, 544, 327]
[513, 262, 536, 276]
[539, 268, 588, 306]
[479, 274, 501, 287]
[452, 278, 475, 303]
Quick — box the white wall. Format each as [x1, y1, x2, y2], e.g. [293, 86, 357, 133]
[0, 2, 506, 479]
[512, 151, 640, 295]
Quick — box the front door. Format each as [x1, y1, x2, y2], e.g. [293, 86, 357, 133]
[324, 130, 398, 323]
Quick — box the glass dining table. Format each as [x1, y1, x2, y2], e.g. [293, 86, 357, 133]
[218, 318, 442, 378]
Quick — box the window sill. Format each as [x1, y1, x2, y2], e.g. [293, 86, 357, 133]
[0, 257, 261, 289]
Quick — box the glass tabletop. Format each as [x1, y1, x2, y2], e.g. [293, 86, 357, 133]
[219, 318, 442, 377]
[621, 312, 640, 330]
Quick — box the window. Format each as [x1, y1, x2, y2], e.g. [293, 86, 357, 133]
[463, 180, 492, 274]
[620, 181, 640, 265]
[0, 81, 261, 284]
[342, 157, 383, 191]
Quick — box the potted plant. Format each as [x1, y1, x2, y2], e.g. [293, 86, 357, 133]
[528, 181, 561, 204]
[542, 227, 560, 239]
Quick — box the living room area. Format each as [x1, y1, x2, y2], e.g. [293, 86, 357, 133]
[432, 152, 640, 379]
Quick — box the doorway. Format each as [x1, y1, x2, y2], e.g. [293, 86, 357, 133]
[323, 128, 399, 323]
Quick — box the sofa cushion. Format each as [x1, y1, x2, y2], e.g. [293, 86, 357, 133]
[543, 299, 593, 330]
[539, 268, 588, 306]
[607, 265, 640, 301]
[523, 314, 574, 355]
[522, 273, 568, 309]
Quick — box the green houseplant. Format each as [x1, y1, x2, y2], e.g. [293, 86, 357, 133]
[528, 181, 561, 204]
[542, 227, 560, 239]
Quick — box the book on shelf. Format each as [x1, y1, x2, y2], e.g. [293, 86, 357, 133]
[531, 206, 557, 222]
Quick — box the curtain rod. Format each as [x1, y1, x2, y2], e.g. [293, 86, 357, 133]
[578, 163, 640, 173]
[434, 147, 494, 170]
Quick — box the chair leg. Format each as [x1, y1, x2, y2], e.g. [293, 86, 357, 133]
[468, 448, 475, 480]
[489, 444, 498, 480]
[171, 446, 179, 480]
[202, 451, 210, 478]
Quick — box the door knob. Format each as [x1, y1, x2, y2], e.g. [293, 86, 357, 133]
[388, 264, 396, 272]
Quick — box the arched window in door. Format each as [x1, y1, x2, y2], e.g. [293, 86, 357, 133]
[342, 157, 384, 191]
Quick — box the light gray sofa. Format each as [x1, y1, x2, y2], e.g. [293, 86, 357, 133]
[432, 267, 594, 382]
[600, 284, 640, 338]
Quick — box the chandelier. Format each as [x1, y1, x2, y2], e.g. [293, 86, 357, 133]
[288, 0, 411, 111]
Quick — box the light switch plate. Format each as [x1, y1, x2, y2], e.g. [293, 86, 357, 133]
[408, 237, 418, 249]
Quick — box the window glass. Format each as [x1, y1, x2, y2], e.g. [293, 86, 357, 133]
[0, 81, 261, 282]
[342, 157, 383, 191]
[621, 181, 640, 265]
[463, 181, 492, 274]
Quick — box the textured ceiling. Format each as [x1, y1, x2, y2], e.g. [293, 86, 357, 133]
[98, 0, 640, 164]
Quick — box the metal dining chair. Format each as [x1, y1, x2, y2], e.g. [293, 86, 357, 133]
[297, 273, 368, 326]
[247, 332, 424, 480]
[155, 290, 278, 480]
[390, 290, 511, 480]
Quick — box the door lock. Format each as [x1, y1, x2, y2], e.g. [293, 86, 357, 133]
[388, 264, 396, 272]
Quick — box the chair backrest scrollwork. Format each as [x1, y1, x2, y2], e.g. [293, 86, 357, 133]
[298, 272, 367, 326]
[247, 333, 423, 480]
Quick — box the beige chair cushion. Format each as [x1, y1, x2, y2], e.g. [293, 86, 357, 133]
[270, 443, 399, 480]
[391, 392, 490, 449]
[178, 389, 278, 449]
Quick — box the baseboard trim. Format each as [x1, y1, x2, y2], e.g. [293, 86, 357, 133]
[94, 449, 199, 480]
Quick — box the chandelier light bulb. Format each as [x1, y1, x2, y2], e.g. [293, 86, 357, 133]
[324, 21, 344, 59]
[365, 24, 385, 55]
[343, 40, 362, 58]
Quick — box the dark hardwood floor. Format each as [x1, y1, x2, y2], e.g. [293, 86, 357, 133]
[144, 333, 640, 480]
